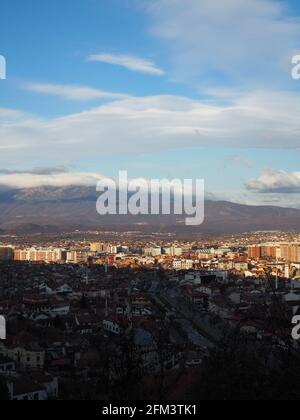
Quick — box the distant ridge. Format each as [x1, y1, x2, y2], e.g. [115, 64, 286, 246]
[0, 186, 299, 234]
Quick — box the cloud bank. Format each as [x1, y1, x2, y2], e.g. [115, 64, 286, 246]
[1, 90, 300, 165]
[246, 169, 300, 193]
[0, 172, 105, 189]
[0, 166, 71, 175]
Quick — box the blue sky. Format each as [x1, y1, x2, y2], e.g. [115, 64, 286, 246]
[1, 0, 300, 206]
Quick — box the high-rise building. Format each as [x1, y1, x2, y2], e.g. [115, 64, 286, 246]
[14, 247, 66, 263]
[261, 245, 277, 258]
[144, 247, 161, 257]
[163, 246, 182, 256]
[248, 245, 262, 259]
[90, 242, 106, 253]
[248, 243, 300, 263]
[280, 243, 300, 263]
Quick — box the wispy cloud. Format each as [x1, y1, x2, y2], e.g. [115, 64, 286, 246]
[23, 82, 128, 101]
[87, 53, 165, 76]
[224, 154, 253, 168]
[143, 0, 300, 87]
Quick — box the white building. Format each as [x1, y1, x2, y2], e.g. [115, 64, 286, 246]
[103, 320, 121, 335]
[163, 246, 182, 257]
[144, 247, 161, 257]
[173, 259, 194, 270]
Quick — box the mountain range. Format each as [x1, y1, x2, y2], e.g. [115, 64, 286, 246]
[0, 186, 299, 235]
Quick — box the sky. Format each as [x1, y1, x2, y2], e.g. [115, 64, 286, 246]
[1, 0, 300, 207]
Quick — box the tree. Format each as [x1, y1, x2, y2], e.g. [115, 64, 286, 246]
[107, 331, 144, 400]
[190, 329, 300, 400]
[0, 378, 9, 401]
[80, 293, 89, 309]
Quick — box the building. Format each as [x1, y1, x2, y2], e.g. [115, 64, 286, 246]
[0, 246, 14, 261]
[66, 249, 89, 264]
[280, 243, 300, 263]
[0, 343, 45, 371]
[248, 245, 262, 259]
[163, 246, 182, 257]
[14, 247, 66, 263]
[0, 355, 15, 374]
[108, 245, 118, 254]
[234, 261, 249, 271]
[248, 243, 300, 263]
[173, 259, 194, 270]
[144, 247, 161, 257]
[90, 242, 106, 253]
[7, 379, 48, 401]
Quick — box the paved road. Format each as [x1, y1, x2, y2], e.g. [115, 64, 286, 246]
[160, 291, 223, 344]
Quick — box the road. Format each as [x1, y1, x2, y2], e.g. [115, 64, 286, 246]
[160, 290, 223, 344]
[152, 287, 222, 345]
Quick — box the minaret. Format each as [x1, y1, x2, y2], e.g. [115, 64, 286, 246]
[104, 255, 108, 274]
[105, 292, 108, 317]
[285, 263, 290, 280]
[85, 267, 89, 285]
[275, 259, 279, 291]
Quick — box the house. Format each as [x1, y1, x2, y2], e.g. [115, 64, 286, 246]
[75, 313, 99, 335]
[7, 378, 47, 401]
[183, 273, 202, 285]
[0, 355, 15, 374]
[55, 284, 73, 295]
[0, 342, 45, 371]
[133, 328, 157, 370]
[209, 297, 233, 320]
[29, 373, 58, 399]
[102, 319, 121, 335]
[284, 292, 300, 303]
[228, 291, 241, 305]
[234, 261, 249, 272]
[198, 286, 213, 297]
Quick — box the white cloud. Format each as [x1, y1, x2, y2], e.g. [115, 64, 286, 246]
[246, 169, 300, 193]
[0, 165, 71, 175]
[0, 90, 300, 166]
[24, 82, 128, 101]
[0, 108, 26, 121]
[87, 53, 165, 76]
[2, 167, 300, 210]
[0, 172, 105, 189]
[143, 0, 300, 87]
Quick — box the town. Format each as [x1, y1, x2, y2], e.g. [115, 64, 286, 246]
[0, 230, 300, 400]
